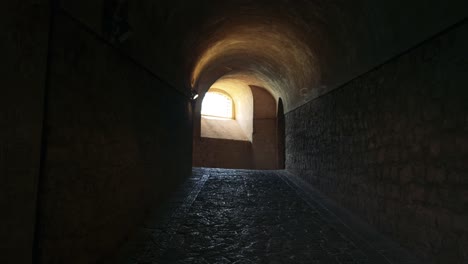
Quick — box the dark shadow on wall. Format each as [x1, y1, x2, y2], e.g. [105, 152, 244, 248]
[0, 2, 50, 264]
[32, 11, 192, 264]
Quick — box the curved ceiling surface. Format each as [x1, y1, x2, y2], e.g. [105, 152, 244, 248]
[185, 0, 337, 112]
[190, 19, 321, 110]
[70, 0, 467, 112]
[176, 0, 467, 112]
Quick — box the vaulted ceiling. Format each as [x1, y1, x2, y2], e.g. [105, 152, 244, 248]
[63, 0, 468, 111]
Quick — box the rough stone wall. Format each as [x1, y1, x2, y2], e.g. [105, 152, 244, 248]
[285, 21, 468, 264]
[34, 12, 192, 264]
[0, 1, 50, 263]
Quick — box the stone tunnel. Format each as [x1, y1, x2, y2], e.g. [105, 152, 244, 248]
[1, 0, 468, 263]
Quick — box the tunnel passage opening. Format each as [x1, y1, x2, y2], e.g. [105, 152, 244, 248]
[193, 82, 284, 170]
[187, 17, 314, 170]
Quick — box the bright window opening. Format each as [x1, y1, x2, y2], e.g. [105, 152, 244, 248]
[201, 91, 234, 119]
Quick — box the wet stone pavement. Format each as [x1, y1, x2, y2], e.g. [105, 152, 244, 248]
[115, 168, 420, 264]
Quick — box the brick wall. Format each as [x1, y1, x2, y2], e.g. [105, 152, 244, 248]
[285, 21, 468, 264]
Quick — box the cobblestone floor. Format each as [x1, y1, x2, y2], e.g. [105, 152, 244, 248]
[114, 168, 420, 264]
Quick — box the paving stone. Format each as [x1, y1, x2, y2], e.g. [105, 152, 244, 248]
[119, 168, 420, 264]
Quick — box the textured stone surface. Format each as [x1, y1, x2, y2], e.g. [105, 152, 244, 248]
[285, 21, 468, 264]
[114, 168, 419, 264]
